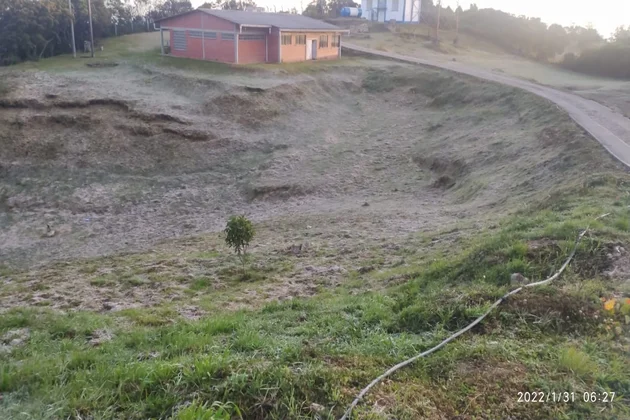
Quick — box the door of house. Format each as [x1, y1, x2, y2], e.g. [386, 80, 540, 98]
[306, 39, 312, 60]
[311, 40, 317, 60]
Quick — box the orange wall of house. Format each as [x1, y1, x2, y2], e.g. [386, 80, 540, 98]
[280, 32, 340, 63]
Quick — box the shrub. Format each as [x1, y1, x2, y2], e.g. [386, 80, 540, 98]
[224, 215, 255, 270]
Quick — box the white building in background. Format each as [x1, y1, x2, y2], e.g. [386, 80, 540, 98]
[360, 0, 421, 23]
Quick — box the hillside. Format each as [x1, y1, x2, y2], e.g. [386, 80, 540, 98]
[345, 22, 630, 119]
[1, 33, 629, 419]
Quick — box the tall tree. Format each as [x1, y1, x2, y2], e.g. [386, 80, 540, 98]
[302, 0, 327, 18]
[0, 0, 127, 64]
[327, 0, 358, 18]
[149, 0, 192, 20]
[565, 25, 603, 49]
[0, 0, 72, 63]
[202, 0, 257, 10]
[613, 26, 630, 44]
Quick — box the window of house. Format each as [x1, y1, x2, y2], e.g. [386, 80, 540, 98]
[295, 34, 306, 45]
[331, 35, 340, 47]
[188, 30, 202, 38]
[366, 0, 373, 10]
[240, 34, 265, 41]
[391, 0, 399, 11]
[204, 31, 217, 39]
[281, 34, 292, 45]
[319, 35, 328, 48]
[173, 30, 187, 51]
[221, 33, 235, 40]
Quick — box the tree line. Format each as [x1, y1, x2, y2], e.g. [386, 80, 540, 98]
[4, 0, 628, 79]
[561, 26, 630, 79]
[302, 0, 358, 18]
[0, 0, 357, 66]
[200, 0, 358, 16]
[420, 2, 629, 79]
[419, 3, 602, 61]
[0, 0, 193, 65]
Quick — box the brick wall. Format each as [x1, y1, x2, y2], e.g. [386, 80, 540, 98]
[207, 37, 236, 63]
[238, 38, 267, 64]
[163, 11, 236, 63]
[161, 11, 342, 65]
[168, 30, 236, 63]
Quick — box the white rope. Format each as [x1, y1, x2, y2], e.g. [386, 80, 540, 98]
[339, 213, 609, 420]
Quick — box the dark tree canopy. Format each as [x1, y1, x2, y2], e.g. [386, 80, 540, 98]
[0, 0, 192, 65]
[201, 0, 257, 10]
[302, 0, 328, 18]
[2, 0, 626, 79]
[613, 26, 630, 44]
[150, 1, 192, 20]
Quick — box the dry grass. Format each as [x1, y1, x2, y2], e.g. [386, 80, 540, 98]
[0, 58, 623, 269]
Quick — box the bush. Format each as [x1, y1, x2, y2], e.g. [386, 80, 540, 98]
[224, 215, 255, 270]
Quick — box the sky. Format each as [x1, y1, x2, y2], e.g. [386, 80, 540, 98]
[191, 0, 630, 38]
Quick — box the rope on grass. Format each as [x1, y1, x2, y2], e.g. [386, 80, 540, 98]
[339, 213, 610, 420]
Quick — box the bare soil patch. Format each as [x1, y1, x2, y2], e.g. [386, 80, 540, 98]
[86, 62, 119, 68]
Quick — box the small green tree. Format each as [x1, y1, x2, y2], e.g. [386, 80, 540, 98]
[224, 215, 255, 271]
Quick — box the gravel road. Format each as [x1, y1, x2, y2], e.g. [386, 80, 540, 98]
[344, 43, 630, 169]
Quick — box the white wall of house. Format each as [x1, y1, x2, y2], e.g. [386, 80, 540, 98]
[360, 0, 419, 23]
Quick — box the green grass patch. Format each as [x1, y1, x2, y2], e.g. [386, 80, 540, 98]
[0, 80, 11, 97]
[118, 307, 177, 326]
[246, 57, 361, 74]
[558, 347, 599, 378]
[172, 400, 241, 420]
[89, 276, 116, 287]
[1, 173, 630, 418]
[189, 277, 212, 291]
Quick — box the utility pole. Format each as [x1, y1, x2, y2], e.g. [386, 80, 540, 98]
[435, 0, 441, 42]
[454, 1, 460, 45]
[88, 0, 95, 57]
[68, 0, 76, 58]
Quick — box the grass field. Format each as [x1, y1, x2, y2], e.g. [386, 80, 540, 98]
[2, 184, 630, 419]
[11, 32, 360, 76]
[1, 33, 630, 419]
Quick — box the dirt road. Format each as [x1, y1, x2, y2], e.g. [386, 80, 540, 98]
[344, 43, 630, 169]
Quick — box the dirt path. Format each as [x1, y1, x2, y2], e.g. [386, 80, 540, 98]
[344, 43, 630, 169]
